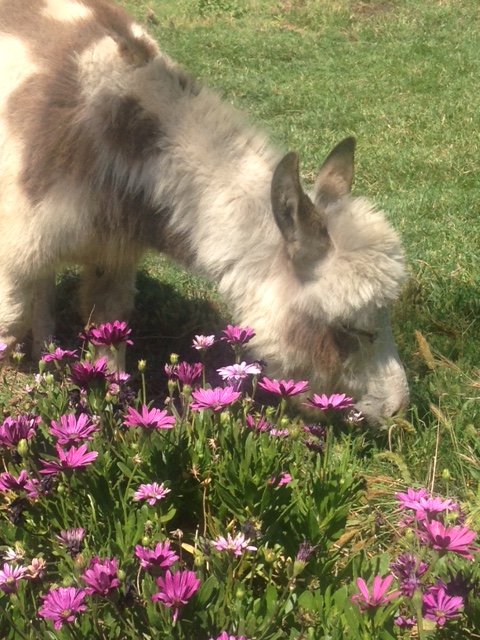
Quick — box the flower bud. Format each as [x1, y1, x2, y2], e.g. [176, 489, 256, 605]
[117, 569, 126, 582]
[169, 353, 179, 365]
[442, 468, 451, 481]
[17, 438, 29, 458]
[138, 359, 147, 372]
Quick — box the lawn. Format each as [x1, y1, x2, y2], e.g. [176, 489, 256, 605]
[1, 1, 479, 638]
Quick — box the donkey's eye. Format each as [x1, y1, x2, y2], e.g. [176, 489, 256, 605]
[340, 324, 378, 343]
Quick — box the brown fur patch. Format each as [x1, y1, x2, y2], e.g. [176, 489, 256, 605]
[284, 314, 345, 378]
[102, 94, 163, 160]
[4, 0, 161, 202]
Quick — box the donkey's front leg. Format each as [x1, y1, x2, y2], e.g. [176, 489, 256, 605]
[32, 272, 56, 360]
[80, 262, 138, 372]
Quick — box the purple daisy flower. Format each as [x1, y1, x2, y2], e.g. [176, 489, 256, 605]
[211, 634, 251, 640]
[69, 357, 108, 388]
[49, 413, 99, 445]
[270, 472, 292, 487]
[395, 487, 430, 511]
[351, 575, 401, 612]
[245, 414, 271, 432]
[217, 362, 262, 384]
[134, 482, 171, 505]
[151, 570, 200, 622]
[38, 586, 87, 630]
[39, 443, 98, 475]
[258, 377, 309, 398]
[176, 362, 203, 386]
[55, 528, 86, 558]
[83, 321, 133, 347]
[81, 557, 120, 596]
[123, 405, 176, 430]
[0, 562, 28, 594]
[190, 387, 241, 412]
[221, 324, 255, 346]
[422, 586, 463, 626]
[390, 553, 429, 598]
[420, 520, 478, 559]
[0, 469, 39, 499]
[0, 414, 40, 447]
[135, 540, 179, 572]
[211, 532, 257, 556]
[42, 347, 79, 363]
[192, 335, 215, 350]
[304, 393, 354, 411]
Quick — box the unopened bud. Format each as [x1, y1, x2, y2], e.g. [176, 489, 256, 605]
[17, 439, 29, 458]
[138, 359, 147, 372]
[170, 353, 179, 365]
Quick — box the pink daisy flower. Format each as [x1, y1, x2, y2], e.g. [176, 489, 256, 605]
[351, 575, 401, 612]
[123, 405, 176, 430]
[49, 413, 99, 445]
[38, 586, 87, 630]
[258, 377, 309, 398]
[39, 443, 98, 475]
[304, 393, 354, 411]
[134, 482, 171, 505]
[151, 570, 200, 622]
[190, 387, 241, 412]
[211, 532, 257, 556]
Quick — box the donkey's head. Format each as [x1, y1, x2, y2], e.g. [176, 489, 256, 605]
[262, 137, 408, 425]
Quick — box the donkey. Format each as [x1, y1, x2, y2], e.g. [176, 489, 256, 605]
[0, 0, 409, 424]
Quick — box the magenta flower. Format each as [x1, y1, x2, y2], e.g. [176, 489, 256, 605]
[0, 414, 40, 447]
[190, 387, 241, 412]
[211, 532, 257, 556]
[217, 362, 262, 383]
[176, 362, 203, 386]
[304, 393, 354, 411]
[423, 587, 464, 626]
[69, 357, 108, 388]
[42, 348, 79, 363]
[40, 443, 98, 475]
[245, 414, 271, 432]
[212, 634, 251, 640]
[38, 586, 87, 630]
[0, 469, 39, 498]
[420, 520, 477, 559]
[134, 482, 171, 505]
[55, 528, 86, 558]
[192, 335, 215, 350]
[351, 575, 401, 612]
[123, 405, 176, 430]
[270, 472, 292, 487]
[0, 342, 7, 361]
[135, 540, 179, 572]
[395, 617, 416, 628]
[0, 563, 28, 594]
[258, 377, 309, 398]
[415, 496, 460, 522]
[151, 570, 200, 622]
[396, 487, 430, 510]
[390, 553, 429, 598]
[81, 557, 120, 596]
[49, 413, 99, 445]
[84, 321, 133, 347]
[269, 428, 289, 437]
[221, 324, 255, 346]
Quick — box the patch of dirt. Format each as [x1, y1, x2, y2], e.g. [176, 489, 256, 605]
[352, 2, 396, 18]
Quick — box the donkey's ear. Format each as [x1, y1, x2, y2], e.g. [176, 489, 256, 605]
[271, 152, 323, 245]
[314, 137, 355, 207]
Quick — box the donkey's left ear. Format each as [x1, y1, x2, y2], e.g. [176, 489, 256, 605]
[271, 151, 322, 245]
[314, 137, 355, 207]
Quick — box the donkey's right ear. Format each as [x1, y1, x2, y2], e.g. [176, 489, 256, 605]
[314, 137, 355, 207]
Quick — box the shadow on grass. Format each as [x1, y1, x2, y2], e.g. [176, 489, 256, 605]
[49, 267, 233, 402]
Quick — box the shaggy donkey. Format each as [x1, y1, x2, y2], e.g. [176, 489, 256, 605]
[0, 0, 409, 424]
